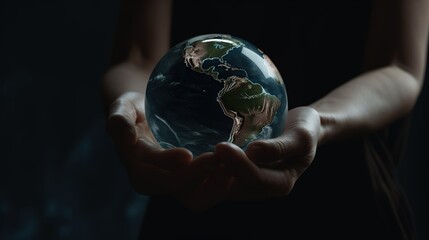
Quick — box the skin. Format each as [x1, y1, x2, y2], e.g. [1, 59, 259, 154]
[102, 0, 429, 212]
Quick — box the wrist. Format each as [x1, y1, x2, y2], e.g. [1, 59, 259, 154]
[307, 105, 336, 146]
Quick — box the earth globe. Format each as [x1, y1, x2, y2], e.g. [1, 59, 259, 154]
[145, 34, 288, 156]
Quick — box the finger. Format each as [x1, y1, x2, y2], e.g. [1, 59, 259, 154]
[245, 138, 293, 166]
[189, 151, 219, 175]
[246, 107, 320, 165]
[246, 135, 314, 170]
[107, 98, 138, 148]
[125, 150, 209, 195]
[215, 142, 260, 183]
[134, 138, 193, 171]
[227, 168, 295, 201]
[125, 148, 208, 196]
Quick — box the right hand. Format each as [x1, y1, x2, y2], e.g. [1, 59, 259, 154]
[106, 92, 229, 211]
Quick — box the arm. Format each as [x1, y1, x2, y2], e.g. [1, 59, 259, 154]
[102, 0, 225, 211]
[217, 0, 429, 200]
[312, 0, 429, 145]
[101, 0, 171, 108]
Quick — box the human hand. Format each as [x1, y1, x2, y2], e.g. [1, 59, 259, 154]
[214, 106, 321, 200]
[106, 92, 227, 211]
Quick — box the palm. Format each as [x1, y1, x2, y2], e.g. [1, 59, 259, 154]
[107, 92, 227, 211]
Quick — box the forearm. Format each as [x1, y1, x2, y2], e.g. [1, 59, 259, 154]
[311, 65, 422, 145]
[101, 59, 154, 111]
[101, 0, 172, 110]
[311, 0, 429, 145]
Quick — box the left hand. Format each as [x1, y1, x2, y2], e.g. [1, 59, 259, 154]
[213, 106, 321, 201]
[105, 92, 229, 212]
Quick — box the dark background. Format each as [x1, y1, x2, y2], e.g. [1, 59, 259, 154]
[0, 0, 428, 239]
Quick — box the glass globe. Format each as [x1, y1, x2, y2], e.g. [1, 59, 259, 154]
[145, 34, 288, 156]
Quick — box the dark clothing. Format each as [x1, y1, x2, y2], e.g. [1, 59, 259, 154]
[140, 1, 416, 239]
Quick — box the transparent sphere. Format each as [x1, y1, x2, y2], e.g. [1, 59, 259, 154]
[145, 34, 288, 156]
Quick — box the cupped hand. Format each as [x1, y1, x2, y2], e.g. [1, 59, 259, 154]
[215, 106, 321, 200]
[106, 92, 226, 211]
[107, 95, 321, 209]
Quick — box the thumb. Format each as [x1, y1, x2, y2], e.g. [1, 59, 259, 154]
[106, 98, 138, 148]
[246, 107, 320, 166]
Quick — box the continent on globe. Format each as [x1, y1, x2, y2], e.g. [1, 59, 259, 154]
[218, 76, 281, 147]
[145, 34, 288, 156]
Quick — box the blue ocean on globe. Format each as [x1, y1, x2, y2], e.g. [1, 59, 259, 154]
[145, 34, 288, 156]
